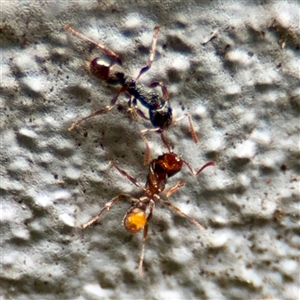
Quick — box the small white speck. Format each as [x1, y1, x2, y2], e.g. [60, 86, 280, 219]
[13, 227, 30, 240]
[225, 83, 241, 95]
[206, 132, 224, 152]
[23, 76, 46, 93]
[209, 231, 230, 247]
[234, 140, 256, 159]
[250, 129, 271, 145]
[240, 267, 262, 287]
[84, 283, 113, 298]
[212, 215, 228, 226]
[171, 55, 190, 72]
[59, 213, 75, 227]
[171, 246, 193, 263]
[241, 110, 256, 124]
[194, 104, 207, 117]
[19, 127, 39, 139]
[53, 189, 71, 201]
[15, 54, 38, 73]
[65, 167, 81, 180]
[226, 49, 253, 66]
[8, 156, 31, 173]
[237, 174, 251, 188]
[123, 13, 143, 29]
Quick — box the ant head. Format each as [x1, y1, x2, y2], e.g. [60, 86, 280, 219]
[149, 102, 173, 129]
[123, 207, 147, 233]
[155, 152, 183, 178]
[90, 57, 125, 85]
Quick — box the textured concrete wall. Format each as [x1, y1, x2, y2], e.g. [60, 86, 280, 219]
[1, 1, 299, 299]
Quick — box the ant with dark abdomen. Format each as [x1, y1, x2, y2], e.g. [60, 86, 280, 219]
[65, 24, 198, 164]
[82, 142, 215, 276]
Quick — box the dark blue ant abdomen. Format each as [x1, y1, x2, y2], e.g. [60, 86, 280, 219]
[149, 103, 172, 129]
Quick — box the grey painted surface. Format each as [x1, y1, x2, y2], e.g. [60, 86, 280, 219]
[1, 1, 299, 299]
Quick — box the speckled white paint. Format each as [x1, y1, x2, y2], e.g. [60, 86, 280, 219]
[1, 1, 299, 300]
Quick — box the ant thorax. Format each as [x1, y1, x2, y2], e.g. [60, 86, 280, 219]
[125, 80, 173, 129]
[146, 153, 183, 194]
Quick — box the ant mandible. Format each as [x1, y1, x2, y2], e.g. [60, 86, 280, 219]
[82, 144, 215, 276]
[65, 24, 198, 164]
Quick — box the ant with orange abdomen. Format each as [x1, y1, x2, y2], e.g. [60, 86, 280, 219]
[65, 24, 198, 164]
[82, 140, 215, 276]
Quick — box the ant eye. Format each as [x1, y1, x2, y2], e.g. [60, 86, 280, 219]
[124, 208, 147, 233]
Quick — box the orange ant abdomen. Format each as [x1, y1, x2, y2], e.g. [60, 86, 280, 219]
[123, 207, 147, 233]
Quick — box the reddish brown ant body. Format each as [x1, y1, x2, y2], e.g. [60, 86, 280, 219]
[65, 24, 198, 163]
[82, 147, 215, 276]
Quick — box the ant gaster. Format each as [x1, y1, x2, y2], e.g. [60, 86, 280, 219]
[65, 24, 198, 164]
[82, 144, 215, 276]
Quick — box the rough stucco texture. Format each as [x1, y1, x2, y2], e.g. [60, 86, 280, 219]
[1, 1, 299, 299]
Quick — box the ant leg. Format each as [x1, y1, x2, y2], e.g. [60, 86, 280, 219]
[127, 97, 138, 121]
[136, 25, 160, 81]
[156, 196, 204, 231]
[160, 131, 172, 153]
[82, 194, 134, 229]
[64, 25, 121, 63]
[173, 113, 198, 143]
[165, 180, 186, 198]
[141, 129, 171, 165]
[165, 162, 215, 197]
[149, 81, 169, 100]
[182, 160, 215, 176]
[109, 161, 146, 192]
[138, 223, 148, 276]
[128, 98, 150, 121]
[141, 128, 161, 165]
[136, 108, 150, 121]
[68, 86, 125, 131]
[138, 199, 154, 276]
[133, 97, 150, 120]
